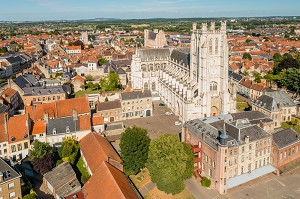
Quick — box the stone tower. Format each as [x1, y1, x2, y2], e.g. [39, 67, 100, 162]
[190, 21, 235, 117]
[81, 31, 88, 45]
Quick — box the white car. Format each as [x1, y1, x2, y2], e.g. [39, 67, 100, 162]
[174, 121, 182, 126]
[165, 112, 173, 115]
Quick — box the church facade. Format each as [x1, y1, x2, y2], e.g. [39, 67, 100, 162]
[131, 22, 236, 122]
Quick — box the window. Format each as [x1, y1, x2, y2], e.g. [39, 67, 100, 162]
[241, 155, 244, 163]
[57, 96, 60, 100]
[8, 182, 14, 189]
[17, 144, 22, 151]
[0, 187, 2, 193]
[296, 146, 299, 153]
[9, 192, 15, 198]
[242, 146, 244, 153]
[248, 163, 251, 172]
[249, 152, 252, 160]
[224, 166, 227, 172]
[210, 82, 217, 91]
[24, 142, 28, 149]
[241, 166, 244, 174]
[11, 145, 16, 152]
[249, 144, 252, 150]
[280, 153, 283, 160]
[209, 169, 212, 177]
[284, 151, 287, 159]
[205, 155, 208, 162]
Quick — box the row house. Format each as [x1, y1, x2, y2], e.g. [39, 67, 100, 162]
[0, 88, 22, 116]
[272, 128, 300, 170]
[120, 90, 153, 119]
[252, 91, 297, 128]
[94, 100, 122, 123]
[183, 111, 274, 194]
[0, 158, 22, 199]
[66, 46, 82, 54]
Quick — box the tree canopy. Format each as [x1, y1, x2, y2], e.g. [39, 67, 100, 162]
[242, 52, 252, 61]
[32, 153, 55, 175]
[147, 134, 194, 194]
[58, 137, 80, 165]
[120, 126, 150, 175]
[274, 57, 299, 74]
[282, 68, 300, 93]
[99, 71, 122, 92]
[29, 140, 52, 161]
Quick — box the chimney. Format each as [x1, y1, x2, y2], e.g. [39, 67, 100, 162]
[245, 135, 250, 144]
[72, 109, 78, 121]
[43, 113, 49, 124]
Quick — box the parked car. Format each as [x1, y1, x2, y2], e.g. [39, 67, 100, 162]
[159, 103, 166, 106]
[165, 112, 173, 115]
[174, 121, 181, 126]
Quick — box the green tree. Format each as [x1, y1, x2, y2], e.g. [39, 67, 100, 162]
[274, 57, 299, 74]
[98, 57, 107, 66]
[147, 134, 194, 194]
[104, 97, 109, 102]
[85, 74, 94, 81]
[23, 190, 38, 199]
[120, 126, 150, 175]
[88, 44, 94, 48]
[59, 137, 80, 164]
[29, 140, 52, 161]
[100, 71, 122, 92]
[242, 52, 252, 61]
[282, 68, 300, 93]
[253, 72, 262, 83]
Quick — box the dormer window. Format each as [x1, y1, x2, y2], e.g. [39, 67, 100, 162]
[66, 126, 70, 133]
[24, 133, 28, 138]
[11, 136, 16, 142]
[53, 128, 57, 135]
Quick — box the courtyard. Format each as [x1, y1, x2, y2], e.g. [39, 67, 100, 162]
[226, 166, 300, 199]
[123, 101, 182, 139]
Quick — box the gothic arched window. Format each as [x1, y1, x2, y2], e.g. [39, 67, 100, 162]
[144, 82, 149, 90]
[152, 82, 156, 91]
[215, 38, 218, 54]
[210, 81, 217, 91]
[209, 39, 213, 54]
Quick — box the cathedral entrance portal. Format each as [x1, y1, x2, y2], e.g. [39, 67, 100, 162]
[211, 106, 219, 116]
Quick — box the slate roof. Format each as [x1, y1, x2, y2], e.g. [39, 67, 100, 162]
[138, 49, 170, 61]
[0, 104, 9, 114]
[231, 111, 269, 121]
[13, 74, 40, 89]
[121, 90, 151, 101]
[97, 100, 121, 111]
[252, 95, 279, 112]
[148, 30, 157, 40]
[23, 86, 66, 96]
[228, 71, 243, 83]
[46, 116, 80, 136]
[170, 48, 190, 67]
[44, 162, 81, 197]
[273, 128, 300, 149]
[267, 91, 295, 107]
[0, 158, 21, 184]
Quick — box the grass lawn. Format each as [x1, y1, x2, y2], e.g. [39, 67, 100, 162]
[281, 122, 300, 133]
[144, 187, 194, 199]
[129, 168, 152, 190]
[236, 96, 250, 111]
[75, 89, 100, 98]
[75, 157, 90, 184]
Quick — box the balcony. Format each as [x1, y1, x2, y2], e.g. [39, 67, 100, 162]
[191, 145, 201, 153]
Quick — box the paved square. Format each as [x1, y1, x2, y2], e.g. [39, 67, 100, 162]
[123, 101, 182, 139]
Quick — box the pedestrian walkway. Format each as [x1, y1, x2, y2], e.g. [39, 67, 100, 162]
[139, 182, 156, 196]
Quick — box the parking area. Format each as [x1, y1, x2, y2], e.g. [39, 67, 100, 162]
[226, 167, 300, 199]
[123, 101, 182, 139]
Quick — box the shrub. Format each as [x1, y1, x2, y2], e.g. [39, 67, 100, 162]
[201, 177, 211, 187]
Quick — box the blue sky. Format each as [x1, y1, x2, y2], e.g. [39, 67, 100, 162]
[1, 0, 300, 21]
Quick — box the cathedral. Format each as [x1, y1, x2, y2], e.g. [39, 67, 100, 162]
[131, 22, 236, 122]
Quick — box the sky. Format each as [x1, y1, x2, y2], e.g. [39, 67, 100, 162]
[1, 0, 300, 21]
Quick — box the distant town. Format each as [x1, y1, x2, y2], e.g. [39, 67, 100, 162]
[0, 17, 299, 199]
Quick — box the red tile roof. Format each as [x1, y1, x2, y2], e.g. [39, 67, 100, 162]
[79, 132, 121, 174]
[32, 120, 46, 135]
[7, 114, 29, 143]
[65, 191, 85, 199]
[26, 97, 90, 121]
[78, 115, 91, 131]
[83, 162, 139, 199]
[1, 88, 18, 99]
[91, 116, 104, 126]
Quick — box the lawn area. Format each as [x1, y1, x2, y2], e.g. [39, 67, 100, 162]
[129, 168, 152, 190]
[75, 157, 90, 184]
[236, 96, 250, 111]
[75, 88, 100, 98]
[144, 187, 194, 199]
[281, 122, 300, 133]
